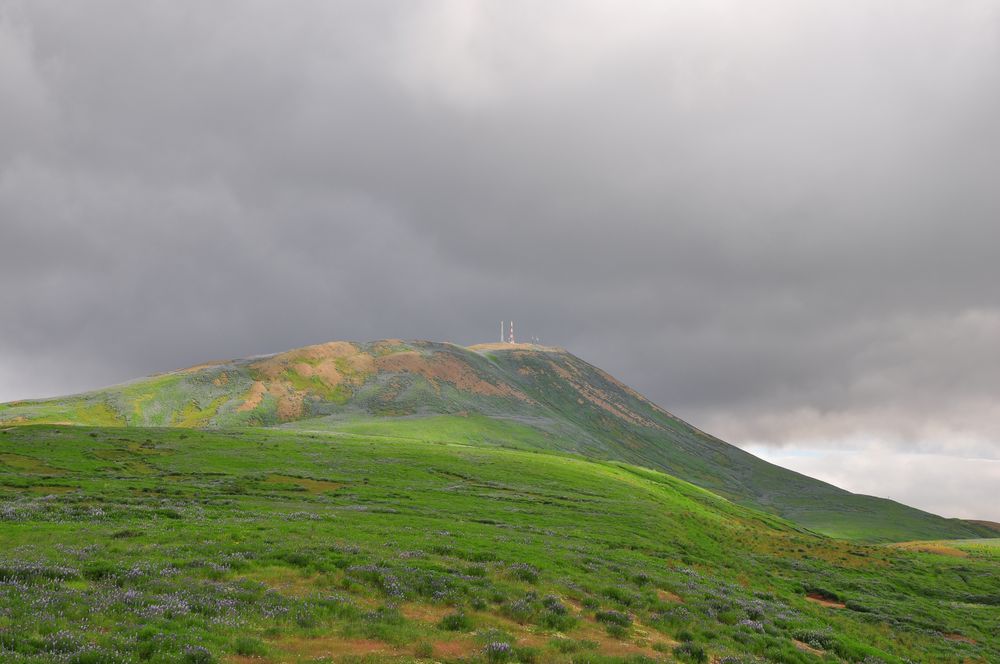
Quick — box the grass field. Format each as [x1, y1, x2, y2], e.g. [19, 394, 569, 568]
[1, 425, 997, 663]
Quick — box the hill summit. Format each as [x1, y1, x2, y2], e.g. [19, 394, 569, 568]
[0, 339, 991, 542]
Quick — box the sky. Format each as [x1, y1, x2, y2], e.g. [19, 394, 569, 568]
[2, 1, 999, 520]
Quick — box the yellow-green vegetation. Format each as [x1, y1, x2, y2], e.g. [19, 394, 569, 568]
[936, 538, 1000, 559]
[173, 396, 229, 428]
[0, 452, 66, 475]
[0, 425, 997, 664]
[0, 400, 124, 427]
[283, 368, 350, 404]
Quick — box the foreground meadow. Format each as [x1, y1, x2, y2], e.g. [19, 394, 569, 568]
[0, 426, 997, 663]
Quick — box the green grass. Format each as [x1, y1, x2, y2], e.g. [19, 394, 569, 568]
[284, 413, 558, 450]
[0, 425, 997, 663]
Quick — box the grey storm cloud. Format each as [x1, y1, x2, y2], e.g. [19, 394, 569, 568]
[2, 1, 999, 516]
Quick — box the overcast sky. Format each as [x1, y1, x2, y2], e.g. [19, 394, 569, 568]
[2, 1, 999, 519]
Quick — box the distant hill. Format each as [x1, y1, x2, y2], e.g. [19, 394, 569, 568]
[0, 339, 991, 542]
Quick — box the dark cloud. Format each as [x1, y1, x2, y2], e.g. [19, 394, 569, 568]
[2, 1, 999, 517]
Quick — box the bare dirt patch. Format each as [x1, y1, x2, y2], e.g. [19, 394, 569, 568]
[942, 633, 977, 644]
[400, 603, 452, 623]
[806, 593, 846, 609]
[657, 589, 684, 603]
[237, 381, 267, 413]
[793, 639, 825, 655]
[425, 639, 475, 659]
[290, 360, 344, 388]
[270, 635, 395, 659]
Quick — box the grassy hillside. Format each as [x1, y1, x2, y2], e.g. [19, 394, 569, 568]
[0, 425, 997, 663]
[0, 340, 989, 542]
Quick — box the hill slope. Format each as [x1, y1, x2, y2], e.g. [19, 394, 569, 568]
[0, 425, 997, 663]
[0, 339, 989, 542]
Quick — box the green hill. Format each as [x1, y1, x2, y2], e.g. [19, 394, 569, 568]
[0, 425, 997, 663]
[0, 339, 990, 542]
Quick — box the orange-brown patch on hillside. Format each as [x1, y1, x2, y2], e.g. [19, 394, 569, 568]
[546, 360, 660, 428]
[270, 635, 395, 659]
[246, 342, 378, 420]
[793, 639, 825, 655]
[400, 603, 452, 623]
[237, 381, 267, 413]
[891, 542, 969, 558]
[224, 656, 273, 664]
[212, 372, 230, 387]
[426, 639, 475, 659]
[252, 342, 373, 381]
[375, 351, 530, 401]
[806, 593, 846, 609]
[943, 633, 977, 644]
[0, 417, 30, 426]
[657, 589, 684, 603]
[266, 382, 304, 421]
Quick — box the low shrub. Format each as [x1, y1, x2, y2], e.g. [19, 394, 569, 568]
[233, 636, 267, 657]
[439, 611, 472, 631]
[595, 609, 631, 627]
[674, 642, 708, 663]
[483, 641, 513, 663]
[508, 563, 539, 583]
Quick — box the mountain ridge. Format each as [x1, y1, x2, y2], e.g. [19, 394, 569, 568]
[1, 338, 992, 542]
